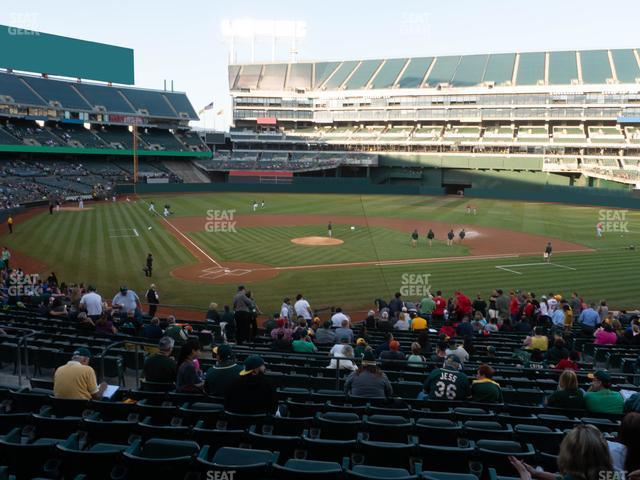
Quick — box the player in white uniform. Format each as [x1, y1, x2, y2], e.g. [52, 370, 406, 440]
[78, 197, 84, 209]
[149, 202, 156, 213]
[596, 222, 603, 237]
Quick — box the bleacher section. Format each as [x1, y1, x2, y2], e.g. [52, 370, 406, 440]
[516, 126, 549, 143]
[121, 89, 178, 118]
[22, 75, 92, 110]
[552, 126, 587, 143]
[0, 126, 21, 145]
[73, 82, 136, 113]
[625, 127, 640, 144]
[175, 130, 208, 152]
[350, 126, 385, 142]
[410, 126, 443, 142]
[94, 126, 135, 150]
[35, 176, 94, 194]
[483, 126, 514, 142]
[0, 303, 636, 479]
[443, 126, 481, 142]
[3, 121, 64, 146]
[197, 151, 377, 172]
[588, 126, 625, 143]
[379, 126, 414, 142]
[0, 71, 211, 167]
[0, 72, 46, 106]
[0, 71, 197, 120]
[138, 128, 188, 152]
[0, 156, 189, 206]
[53, 124, 106, 148]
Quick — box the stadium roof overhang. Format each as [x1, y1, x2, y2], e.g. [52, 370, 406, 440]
[229, 48, 640, 96]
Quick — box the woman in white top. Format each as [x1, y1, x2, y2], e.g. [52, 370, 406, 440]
[607, 412, 640, 479]
[327, 345, 357, 371]
[394, 317, 409, 330]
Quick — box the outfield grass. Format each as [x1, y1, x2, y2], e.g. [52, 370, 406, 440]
[3, 193, 640, 314]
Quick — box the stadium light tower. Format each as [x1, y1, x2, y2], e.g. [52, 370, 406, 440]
[221, 19, 307, 63]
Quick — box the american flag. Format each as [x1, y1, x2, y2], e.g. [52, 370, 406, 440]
[198, 102, 214, 115]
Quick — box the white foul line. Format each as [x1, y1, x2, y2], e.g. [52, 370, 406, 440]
[550, 262, 577, 271]
[146, 205, 222, 269]
[496, 266, 524, 275]
[496, 262, 577, 275]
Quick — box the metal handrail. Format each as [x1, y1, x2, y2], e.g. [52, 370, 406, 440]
[0, 325, 37, 388]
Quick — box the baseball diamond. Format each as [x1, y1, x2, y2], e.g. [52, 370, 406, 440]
[0, 3, 638, 479]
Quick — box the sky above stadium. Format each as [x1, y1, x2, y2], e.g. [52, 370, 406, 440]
[2, 0, 640, 129]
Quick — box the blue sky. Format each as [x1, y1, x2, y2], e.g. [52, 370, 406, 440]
[2, 0, 639, 129]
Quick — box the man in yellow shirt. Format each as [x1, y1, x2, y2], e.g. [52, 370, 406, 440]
[410, 312, 427, 331]
[523, 327, 549, 352]
[54, 348, 107, 400]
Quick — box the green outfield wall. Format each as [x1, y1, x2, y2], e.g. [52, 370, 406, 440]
[119, 175, 639, 209]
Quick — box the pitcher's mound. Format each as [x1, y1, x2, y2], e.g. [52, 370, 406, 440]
[291, 236, 344, 246]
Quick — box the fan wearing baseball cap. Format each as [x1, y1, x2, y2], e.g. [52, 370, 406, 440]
[204, 344, 243, 397]
[54, 348, 107, 400]
[224, 355, 277, 415]
[584, 370, 624, 414]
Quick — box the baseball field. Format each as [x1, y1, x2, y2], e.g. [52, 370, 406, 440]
[4, 192, 640, 316]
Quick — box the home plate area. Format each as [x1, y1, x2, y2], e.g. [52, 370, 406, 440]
[197, 266, 252, 280]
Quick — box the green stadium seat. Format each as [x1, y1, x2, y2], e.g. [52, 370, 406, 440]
[55, 432, 128, 480]
[197, 446, 278, 477]
[120, 438, 199, 477]
[247, 424, 301, 459]
[476, 440, 535, 477]
[302, 435, 358, 462]
[463, 421, 513, 441]
[417, 443, 475, 473]
[347, 464, 418, 480]
[273, 458, 343, 480]
[362, 415, 414, 443]
[316, 411, 362, 439]
[423, 472, 479, 480]
[513, 424, 563, 454]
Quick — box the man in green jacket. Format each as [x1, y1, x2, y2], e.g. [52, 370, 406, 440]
[583, 370, 624, 414]
[421, 355, 469, 401]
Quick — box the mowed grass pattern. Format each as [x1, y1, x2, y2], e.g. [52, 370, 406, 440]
[190, 225, 468, 266]
[1, 193, 639, 313]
